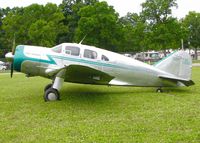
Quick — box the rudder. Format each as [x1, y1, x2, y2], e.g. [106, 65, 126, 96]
[154, 50, 192, 80]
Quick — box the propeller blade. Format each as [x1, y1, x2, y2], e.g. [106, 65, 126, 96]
[11, 34, 16, 77]
[12, 33, 16, 55]
[11, 62, 14, 78]
[5, 34, 16, 78]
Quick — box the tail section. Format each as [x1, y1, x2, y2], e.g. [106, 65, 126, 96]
[154, 50, 192, 81]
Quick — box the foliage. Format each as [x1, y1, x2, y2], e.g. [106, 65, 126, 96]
[59, 0, 99, 43]
[141, 0, 177, 25]
[75, 1, 122, 51]
[2, 3, 67, 48]
[141, 0, 182, 52]
[119, 13, 148, 52]
[149, 18, 183, 50]
[0, 0, 200, 54]
[0, 7, 12, 54]
[182, 12, 200, 59]
[0, 67, 200, 142]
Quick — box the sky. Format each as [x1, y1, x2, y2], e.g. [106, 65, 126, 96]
[0, 0, 200, 19]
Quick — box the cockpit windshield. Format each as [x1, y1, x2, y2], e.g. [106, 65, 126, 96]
[52, 46, 62, 53]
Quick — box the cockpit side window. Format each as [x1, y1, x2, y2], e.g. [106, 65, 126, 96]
[65, 46, 80, 56]
[84, 49, 97, 59]
[52, 46, 62, 53]
[101, 55, 109, 61]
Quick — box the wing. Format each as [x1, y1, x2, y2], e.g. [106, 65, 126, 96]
[46, 64, 114, 85]
[158, 75, 195, 86]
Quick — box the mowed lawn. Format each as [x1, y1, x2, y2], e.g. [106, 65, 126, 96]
[0, 67, 200, 143]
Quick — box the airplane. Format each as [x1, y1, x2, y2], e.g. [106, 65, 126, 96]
[5, 43, 194, 101]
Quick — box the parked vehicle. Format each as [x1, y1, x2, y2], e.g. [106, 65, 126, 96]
[0, 61, 7, 70]
[134, 52, 161, 63]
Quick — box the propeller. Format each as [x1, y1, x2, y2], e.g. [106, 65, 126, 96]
[5, 34, 16, 78]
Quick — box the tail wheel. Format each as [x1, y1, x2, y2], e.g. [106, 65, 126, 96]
[156, 88, 163, 93]
[44, 88, 60, 102]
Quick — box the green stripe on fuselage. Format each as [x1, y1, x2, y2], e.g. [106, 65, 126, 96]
[13, 46, 56, 72]
[50, 55, 121, 68]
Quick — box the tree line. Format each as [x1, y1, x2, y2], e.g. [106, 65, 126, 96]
[0, 0, 200, 59]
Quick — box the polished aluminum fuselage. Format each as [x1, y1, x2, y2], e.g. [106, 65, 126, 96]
[14, 43, 178, 87]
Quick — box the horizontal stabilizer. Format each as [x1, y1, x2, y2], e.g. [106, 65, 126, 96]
[158, 75, 195, 86]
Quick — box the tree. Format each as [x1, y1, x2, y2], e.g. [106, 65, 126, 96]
[0, 7, 24, 51]
[59, 0, 99, 43]
[141, 0, 177, 25]
[28, 3, 68, 47]
[0, 8, 4, 49]
[119, 13, 148, 52]
[74, 1, 122, 51]
[141, 0, 182, 54]
[149, 18, 183, 51]
[0, 8, 13, 57]
[2, 3, 68, 48]
[183, 11, 200, 60]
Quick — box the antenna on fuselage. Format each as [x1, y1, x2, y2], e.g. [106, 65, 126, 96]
[79, 34, 87, 44]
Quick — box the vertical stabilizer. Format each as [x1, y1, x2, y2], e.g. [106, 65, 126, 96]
[154, 50, 192, 80]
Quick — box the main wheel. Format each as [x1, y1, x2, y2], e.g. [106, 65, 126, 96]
[44, 83, 53, 92]
[44, 88, 60, 101]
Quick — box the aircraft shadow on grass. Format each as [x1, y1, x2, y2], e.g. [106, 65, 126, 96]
[58, 85, 193, 104]
[57, 86, 145, 104]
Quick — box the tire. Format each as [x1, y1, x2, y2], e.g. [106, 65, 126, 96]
[44, 88, 60, 101]
[156, 88, 163, 93]
[44, 84, 53, 92]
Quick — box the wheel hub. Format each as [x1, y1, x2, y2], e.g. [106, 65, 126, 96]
[48, 93, 57, 101]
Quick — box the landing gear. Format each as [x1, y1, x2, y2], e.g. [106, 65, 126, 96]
[44, 76, 64, 102]
[156, 88, 163, 93]
[44, 88, 60, 101]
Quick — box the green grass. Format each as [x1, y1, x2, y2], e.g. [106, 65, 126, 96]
[1, 67, 200, 143]
[193, 60, 200, 63]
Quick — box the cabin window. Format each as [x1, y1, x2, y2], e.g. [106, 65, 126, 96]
[52, 46, 62, 53]
[101, 55, 109, 61]
[65, 46, 80, 56]
[84, 49, 97, 59]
